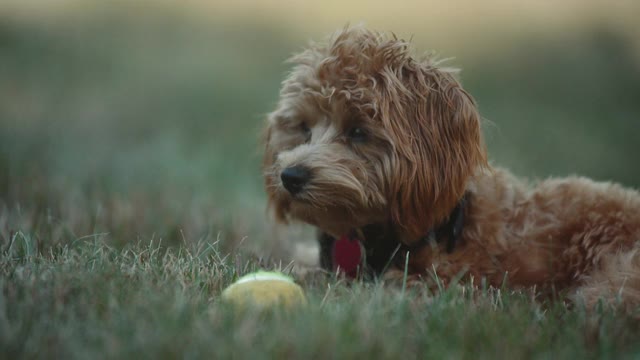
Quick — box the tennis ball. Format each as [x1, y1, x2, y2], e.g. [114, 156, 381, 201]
[221, 271, 307, 309]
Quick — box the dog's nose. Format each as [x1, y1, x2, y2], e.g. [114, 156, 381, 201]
[281, 166, 311, 195]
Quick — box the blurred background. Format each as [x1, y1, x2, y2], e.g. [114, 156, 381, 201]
[1, 0, 639, 262]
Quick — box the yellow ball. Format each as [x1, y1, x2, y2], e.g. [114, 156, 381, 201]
[221, 271, 307, 309]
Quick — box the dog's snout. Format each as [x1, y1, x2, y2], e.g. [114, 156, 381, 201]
[281, 166, 311, 195]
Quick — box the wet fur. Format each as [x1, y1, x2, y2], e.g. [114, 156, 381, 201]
[262, 27, 640, 310]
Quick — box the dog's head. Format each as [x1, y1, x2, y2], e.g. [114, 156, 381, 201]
[263, 27, 487, 241]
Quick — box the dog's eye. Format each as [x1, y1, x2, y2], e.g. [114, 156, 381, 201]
[347, 127, 367, 142]
[300, 122, 311, 141]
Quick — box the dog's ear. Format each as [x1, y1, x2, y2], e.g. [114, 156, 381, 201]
[262, 119, 275, 174]
[262, 118, 288, 223]
[383, 63, 487, 240]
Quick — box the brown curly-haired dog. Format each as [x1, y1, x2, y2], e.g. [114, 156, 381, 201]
[262, 27, 640, 309]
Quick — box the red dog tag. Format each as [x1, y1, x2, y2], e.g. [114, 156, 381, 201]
[332, 234, 363, 278]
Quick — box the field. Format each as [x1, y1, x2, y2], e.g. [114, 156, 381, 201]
[1, 2, 640, 358]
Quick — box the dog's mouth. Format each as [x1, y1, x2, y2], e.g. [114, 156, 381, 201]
[270, 164, 387, 236]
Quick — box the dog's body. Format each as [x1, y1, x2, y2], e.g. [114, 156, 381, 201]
[263, 27, 640, 308]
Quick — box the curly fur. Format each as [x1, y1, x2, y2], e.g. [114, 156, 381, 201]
[262, 26, 640, 310]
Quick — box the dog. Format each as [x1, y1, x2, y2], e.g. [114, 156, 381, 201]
[262, 27, 640, 309]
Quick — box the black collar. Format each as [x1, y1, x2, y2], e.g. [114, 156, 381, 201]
[357, 193, 469, 275]
[402, 192, 469, 254]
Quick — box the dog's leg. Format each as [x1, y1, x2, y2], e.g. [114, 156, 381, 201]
[573, 242, 640, 313]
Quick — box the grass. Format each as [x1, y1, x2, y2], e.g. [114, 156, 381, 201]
[1, 5, 640, 359]
[2, 238, 640, 359]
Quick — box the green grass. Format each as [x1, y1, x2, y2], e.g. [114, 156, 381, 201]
[2, 238, 640, 359]
[1, 6, 640, 359]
